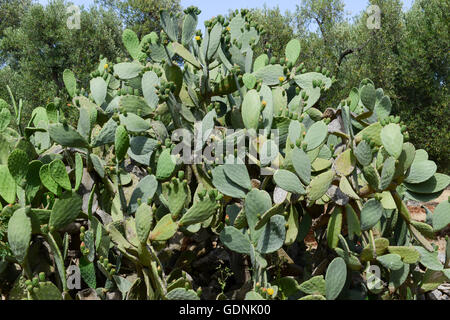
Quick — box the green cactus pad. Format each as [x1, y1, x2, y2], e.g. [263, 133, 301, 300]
[254, 64, 285, 86]
[307, 170, 334, 201]
[115, 125, 130, 162]
[291, 147, 311, 184]
[39, 164, 60, 194]
[256, 214, 286, 254]
[63, 69, 77, 97]
[298, 276, 326, 296]
[119, 95, 153, 118]
[362, 165, 380, 191]
[273, 169, 306, 195]
[49, 159, 72, 191]
[334, 149, 356, 176]
[387, 246, 420, 264]
[161, 177, 189, 218]
[141, 71, 160, 109]
[122, 29, 141, 60]
[220, 226, 251, 255]
[414, 246, 443, 271]
[7, 208, 32, 263]
[404, 160, 437, 184]
[166, 288, 200, 300]
[79, 256, 97, 289]
[0, 108, 11, 132]
[354, 140, 372, 166]
[360, 84, 376, 110]
[156, 148, 176, 180]
[223, 163, 252, 191]
[345, 205, 361, 239]
[242, 73, 257, 89]
[135, 203, 153, 243]
[360, 199, 383, 231]
[374, 95, 392, 121]
[379, 157, 396, 190]
[29, 281, 62, 300]
[129, 174, 158, 213]
[325, 257, 347, 300]
[285, 39, 301, 64]
[245, 189, 272, 236]
[377, 253, 403, 270]
[339, 176, 359, 200]
[355, 122, 382, 146]
[404, 173, 449, 194]
[253, 54, 269, 72]
[178, 192, 219, 226]
[149, 214, 178, 241]
[327, 207, 343, 249]
[48, 123, 89, 148]
[432, 201, 450, 232]
[114, 62, 143, 79]
[304, 121, 328, 151]
[7, 149, 29, 186]
[49, 191, 82, 231]
[334, 247, 362, 271]
[285, 204, 299, 246]
[241, 89, 261, 131]
[0, 164, 16, 203]
[299, 294, 326, 300]
[91, 118, 118, 147]
[381, 124, 403, 159]
[212, 166, 247, 199]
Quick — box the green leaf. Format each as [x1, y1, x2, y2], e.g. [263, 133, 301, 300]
[48, 123, 89, 148]
[149, 214, 177, 241]
[377, 254, 403, 270]
[404, 160, 437, 184]
[307, 170, 334, 201]
[273, 169, 306, 195]
[285, 39, 301, 63]
[360, 84, 376, 110]
[220, 226, 251, 255]
[304, 121, 328, 151]
[212, 166, 247, 199]
[327, 207, 343, 249]
[63, 69, 77, 97]
[404, 173, 450, 194]
[135, 203, 153, 244]
[360, 199, 383, 231]
[7, 149, 28, 185]
[432, 201, 450, 232]
[256, 215, 286, 254]
[241, 89, 261, 131]
[50, 159, 71, 191]
[292, 147, 311, 184]
[380, 124, 403, 159]
[0, 165, 16, 203]
[49, 192, 82, 231]
[90, 77, 107, 106]
[325, 257, 347, 300]
[8, 208, 32, 263]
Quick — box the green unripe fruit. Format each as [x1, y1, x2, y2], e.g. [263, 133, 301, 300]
[39, 272, 45, 282]
[32, 277, 39, 287]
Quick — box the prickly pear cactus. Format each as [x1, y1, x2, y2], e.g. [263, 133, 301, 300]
[0, 7, 448, 301]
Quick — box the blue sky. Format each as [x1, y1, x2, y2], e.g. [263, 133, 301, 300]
[38, 0, 415, 26]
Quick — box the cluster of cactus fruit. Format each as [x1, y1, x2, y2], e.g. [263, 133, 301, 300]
[0, 7, 449, 300]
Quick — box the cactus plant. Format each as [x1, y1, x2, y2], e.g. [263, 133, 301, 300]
[0, 7, 448, 301]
